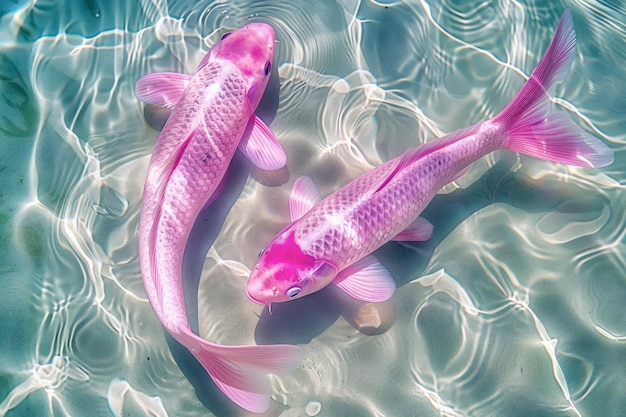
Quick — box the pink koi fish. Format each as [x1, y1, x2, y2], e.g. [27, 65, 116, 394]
[246, 10, 613, 309]
[136, 23, 303, 413]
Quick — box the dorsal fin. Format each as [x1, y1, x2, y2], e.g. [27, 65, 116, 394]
[373, 123, 482, 193]
[289, 176, 321, 221]
[147, 131, 196, 307]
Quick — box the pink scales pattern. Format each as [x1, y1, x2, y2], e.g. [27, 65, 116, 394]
[293, 126, 505, 270]
[141, 59, 250, 329]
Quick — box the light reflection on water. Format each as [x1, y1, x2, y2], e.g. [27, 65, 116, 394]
[1, 0, 625, 416]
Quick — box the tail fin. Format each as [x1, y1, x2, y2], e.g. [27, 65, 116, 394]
[178, 330, 304, 413]
[493, 9, 613, 168]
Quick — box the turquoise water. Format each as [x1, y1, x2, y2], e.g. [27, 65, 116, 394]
[1, 0, 625, 416]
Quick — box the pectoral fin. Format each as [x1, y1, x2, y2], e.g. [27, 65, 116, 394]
[289, 176, 321, 221]
[391, 217, 433, 242]
[333, 255, 395, 302]
[135, 72, 192, 109]
[238, 116, 286, 171]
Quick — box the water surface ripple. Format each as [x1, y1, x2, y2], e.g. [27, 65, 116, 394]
[0, 0, 624, 416]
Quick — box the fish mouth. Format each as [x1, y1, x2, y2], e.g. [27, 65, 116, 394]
[246, 287, 264, 305]
[246, 287, 273, 314]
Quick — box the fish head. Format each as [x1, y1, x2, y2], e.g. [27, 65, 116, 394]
[207, 22, 276, 109]
[246, 229, 337, 308]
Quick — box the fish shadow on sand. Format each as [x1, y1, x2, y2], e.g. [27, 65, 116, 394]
[253, 154, 598, 345]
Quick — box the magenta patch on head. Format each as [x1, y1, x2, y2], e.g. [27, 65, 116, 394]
[246, 228, 325, 304]
[266, 231, 317, 271]
[250, 45, 264, 60]
[208, 25, 274, 93]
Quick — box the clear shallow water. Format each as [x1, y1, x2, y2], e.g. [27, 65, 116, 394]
[1, 0, 625, 416]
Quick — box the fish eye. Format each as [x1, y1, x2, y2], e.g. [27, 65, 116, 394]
[221, 32, 231, 40]
[286, 287, 301, 298]
[264, 61, 271, 76]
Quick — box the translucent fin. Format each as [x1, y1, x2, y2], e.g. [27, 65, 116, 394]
[177, 329, 304, 413]
[372, 157, 404, 193]
[391, 217, 433, 242]
[494, 9, 613, 168]
[333, 255, 396, 302]
[289, 176, 321, 221]
[147, 129, 196, 307]
[238, 116, 287, 171]
[135, 72, 191, 109]
[372, 124, 482, 194]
